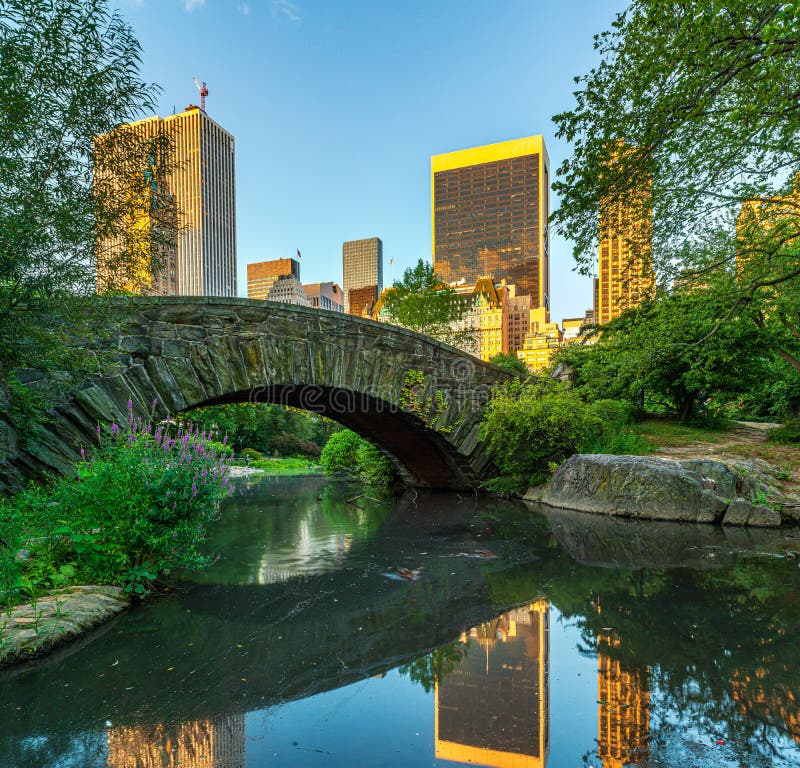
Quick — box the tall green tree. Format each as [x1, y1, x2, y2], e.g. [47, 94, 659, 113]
[380, 259, 475, 347]
[553, 1, 800, 275]
[553, 0, 800, 381]
[0, 0, 174, 424]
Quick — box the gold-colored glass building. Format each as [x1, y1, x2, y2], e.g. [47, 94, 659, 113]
[247, 258, 300, 300]
[595, 146, 655, 325]
[343, 237, 383, 315]
[432, 136, 551, 318]
[97, 106, 237, 297]
[107, 715, 246, 768]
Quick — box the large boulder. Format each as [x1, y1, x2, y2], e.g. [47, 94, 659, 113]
[542, 454, 731, 523]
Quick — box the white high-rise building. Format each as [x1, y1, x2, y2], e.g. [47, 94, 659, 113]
[96, 105, 237, 297]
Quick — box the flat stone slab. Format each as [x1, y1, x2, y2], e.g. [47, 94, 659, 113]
[0, 585, 129, 668]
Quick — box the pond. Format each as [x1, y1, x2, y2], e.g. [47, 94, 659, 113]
[2, 474, 800, 767]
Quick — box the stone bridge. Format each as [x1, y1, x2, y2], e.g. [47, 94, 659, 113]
[0, 298, 515, 493]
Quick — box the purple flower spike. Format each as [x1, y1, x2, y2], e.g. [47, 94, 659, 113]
[111, 423, 119, 436]
[127, 399, 133, 411]
[80, 448, 86, 460]
[166, 415, 171, 424]
[96, 425, 101, 435]
[152, 398, 158, 408]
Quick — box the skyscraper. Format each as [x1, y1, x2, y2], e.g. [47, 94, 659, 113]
[96, 105, 237, 297]
[343, 237, 383, 316]
[432, 136, 551, 319]
[595, 145, 655, 325]
[247, 258, 300, 300]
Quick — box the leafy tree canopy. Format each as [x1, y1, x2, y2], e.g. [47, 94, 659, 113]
[553, 0, 800, 283]
[0, 0, 177, 421]
[488, 353, 528, 375]
[380, 259, 475, 347]
[559, 269, 770, 423]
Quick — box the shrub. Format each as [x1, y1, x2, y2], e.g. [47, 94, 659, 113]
[768, 419, 800, 445]
[320, 430, 396, 487]
[481, 379, 645, 486]
[239, 447, 262, 460]
[0, 401, 232, 607]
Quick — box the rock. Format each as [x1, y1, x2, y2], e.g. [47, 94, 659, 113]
[722, 498, 753, 526]
[0, 585, 129, 668]
[679, 459, 738, 499]
[748, 505, 781, 528]
[542, 454, 731, 524]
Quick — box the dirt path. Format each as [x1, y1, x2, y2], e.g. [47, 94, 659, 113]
[640, 420, 800, 499]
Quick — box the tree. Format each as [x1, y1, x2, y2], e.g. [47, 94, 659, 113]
[380, 259, 475, 347]
[488, 353, 528, 375]
[0, 0, 175, 424]
[554, 1, 800, 275]
[558, 273, 769, 423]
[553, 1, 800, 388]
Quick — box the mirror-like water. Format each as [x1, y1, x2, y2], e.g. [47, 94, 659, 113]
[3, 474, 800, 767]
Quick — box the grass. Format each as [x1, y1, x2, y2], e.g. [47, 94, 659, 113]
[631, 418, 727, 449]
[235, 456, 324, 475]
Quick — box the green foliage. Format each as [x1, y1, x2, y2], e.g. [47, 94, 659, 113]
[239, 447, 262, 460]
[0, 409, 231, 607]
[552, 1, 800, 387]
[768, 419, 800, 445]
[553, 1, 800, 276]
[0, 0, 179, 422]
[319, 430, 396, 488]
[557, 275, 769, 424]
[399, 642, 469, 694]
[481, 378, 643, 485]
[380, 259, 475, 346]
[319, 430, 363, 474]
[488, 353, 528, 375]
[191, 403, 334, 457]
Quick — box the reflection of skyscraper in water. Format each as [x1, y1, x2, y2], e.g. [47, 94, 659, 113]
[435, 600, 549, 767]
[107, 715, 245, 768]
[597, 635, 650, 768]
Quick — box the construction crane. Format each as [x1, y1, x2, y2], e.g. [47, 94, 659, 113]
[193, 78, 208, 111]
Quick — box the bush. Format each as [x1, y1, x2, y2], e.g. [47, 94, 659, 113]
[481, 379, 645, 486]
[768, 419, 800, 445]
[320, 430, 396, 487]
[0, 401, 231, 607]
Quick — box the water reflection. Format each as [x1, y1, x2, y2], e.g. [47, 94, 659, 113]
[3, 479, 800, 767]
[597, 634, 650, 768]
[435, 601, 550, 768]
[107, 717, 245, 768]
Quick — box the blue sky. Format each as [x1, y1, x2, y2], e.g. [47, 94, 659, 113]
[122, 0, 626, 322]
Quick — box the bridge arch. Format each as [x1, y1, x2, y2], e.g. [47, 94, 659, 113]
[0, 298, 515, 492]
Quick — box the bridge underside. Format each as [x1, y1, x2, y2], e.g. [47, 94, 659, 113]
[198, 386, 479, 490]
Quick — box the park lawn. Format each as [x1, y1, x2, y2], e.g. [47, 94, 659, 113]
[242, 456, 324, 475]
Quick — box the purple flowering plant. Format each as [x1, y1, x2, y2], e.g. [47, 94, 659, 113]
[0, 399, 233, 604]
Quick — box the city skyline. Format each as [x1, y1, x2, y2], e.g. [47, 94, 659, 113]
[116, 0, 628, 323]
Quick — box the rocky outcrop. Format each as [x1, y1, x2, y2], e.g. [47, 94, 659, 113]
[0, 585, 129, 668]
[540, 454, 787, 527]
